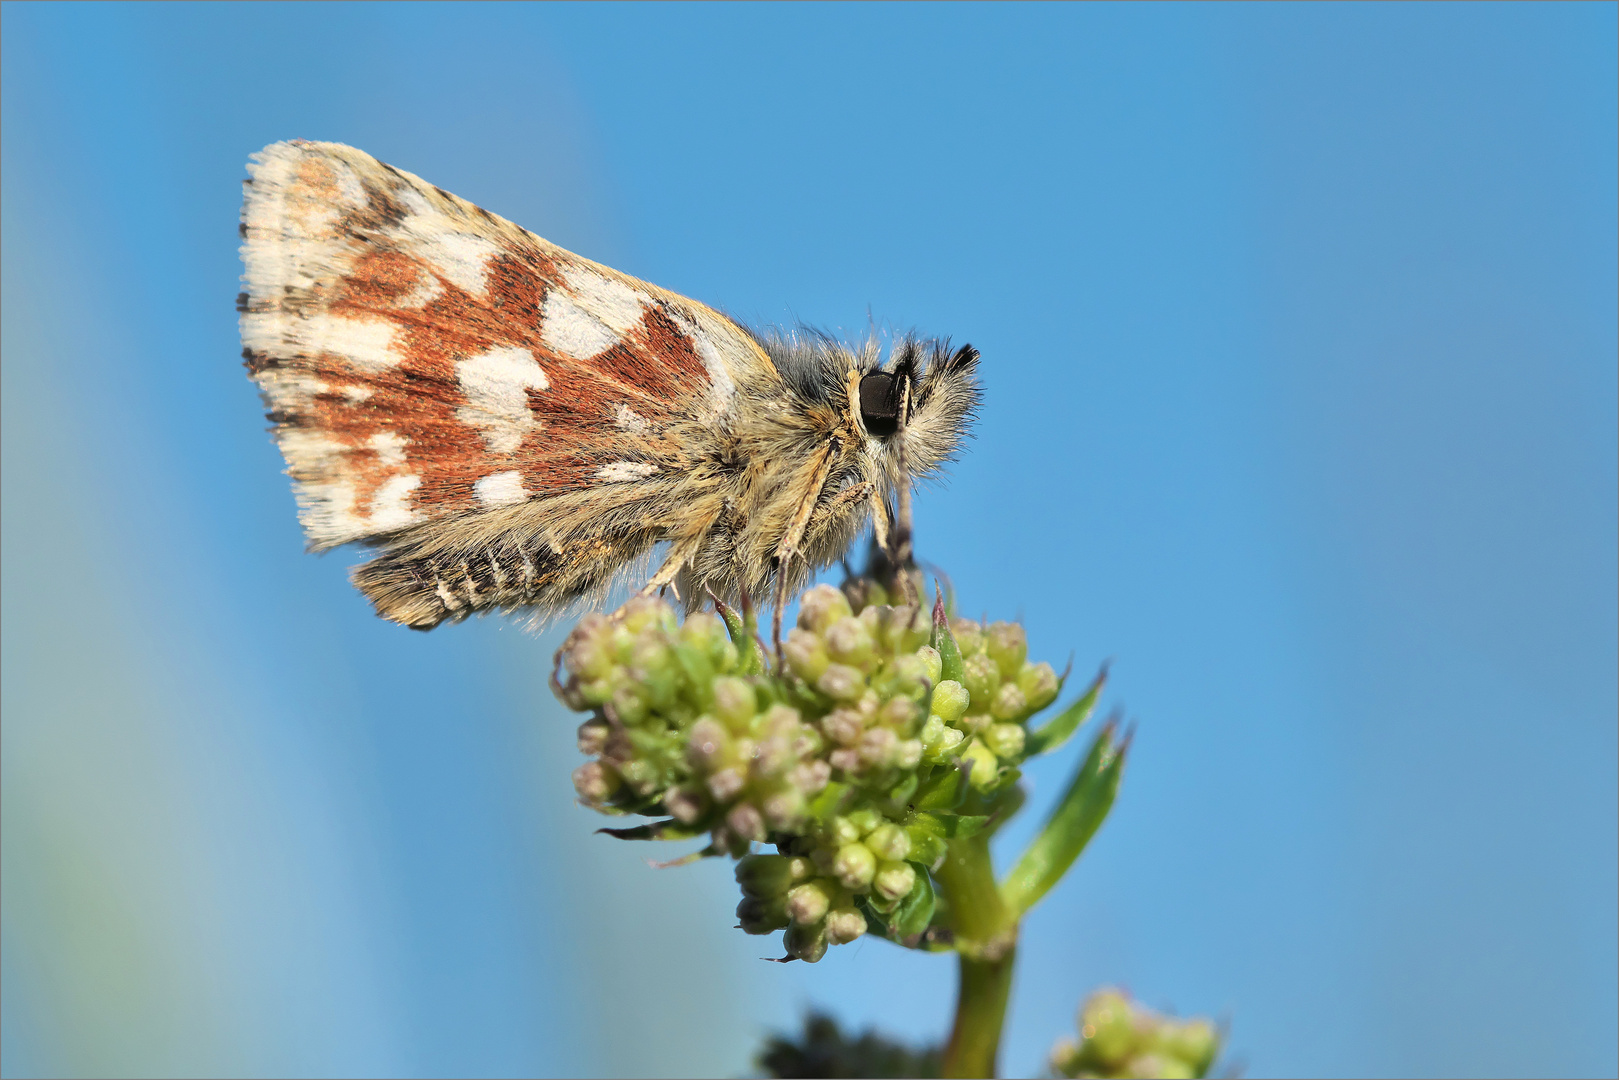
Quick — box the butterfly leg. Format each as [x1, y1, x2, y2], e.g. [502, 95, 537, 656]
[771, 442, 838, 664]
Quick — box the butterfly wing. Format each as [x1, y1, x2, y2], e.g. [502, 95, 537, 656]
[239, 139, 774, 555]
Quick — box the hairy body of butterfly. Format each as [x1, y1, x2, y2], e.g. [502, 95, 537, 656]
[239, 141, 979, 630]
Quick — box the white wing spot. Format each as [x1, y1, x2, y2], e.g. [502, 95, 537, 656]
[367, 431, 407, 466]
[367, 474, 420, 531]
[475, 470, 529, 508]
[242, 311, 400, 373]
[596, 461, 658, 482]
[455, 346, 549, 454]
[615, 404, 651, 434]
[342, 385, 374, 403]
[396, 187, 500, 295]
[541, 265, 650, 359]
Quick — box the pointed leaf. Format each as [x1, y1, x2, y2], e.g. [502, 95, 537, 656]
[712, 594, 765, 675]
[1024, 665, 1108, 757]
[931, 594, 964, 683]
[1001, 722, 1128, 916]
[891, 863, 937, 939]
[911, 762, 970, 811]
[597, 817, 710, 842]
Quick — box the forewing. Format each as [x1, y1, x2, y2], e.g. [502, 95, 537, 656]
[239, 140, 773, 550]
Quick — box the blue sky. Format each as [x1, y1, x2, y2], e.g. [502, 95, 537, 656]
[2, 3, 1614, 1077]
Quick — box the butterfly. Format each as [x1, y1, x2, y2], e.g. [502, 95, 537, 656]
[239, 140, 980, 641]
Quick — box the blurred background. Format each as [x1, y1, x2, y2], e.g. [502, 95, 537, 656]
[2, 3, 1614, 1077]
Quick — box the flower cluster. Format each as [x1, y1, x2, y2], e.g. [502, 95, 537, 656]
[551, 581, 1073, 962]
[1048, 988, 1221, 1080]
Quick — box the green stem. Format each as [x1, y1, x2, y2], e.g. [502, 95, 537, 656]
[934, 833, 1018, 1078]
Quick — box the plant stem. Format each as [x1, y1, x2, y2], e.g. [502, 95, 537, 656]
[935, 833, 1018, 1078]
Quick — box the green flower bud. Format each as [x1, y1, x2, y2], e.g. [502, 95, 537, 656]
[571, 761, 620, 805]
[579, 677, 615, 707]
[950, 618, 985, 656]
[679, 610, 729, 658]
[618, 595, 668, 634]
[832, 842, 877, 890]
[824, 906, 868, 945]
[921, 717, 967, 763]
[609, 683, 651, 726]
[563, 614, 615, 678]
[783, 628, 831, 681]
[1049, 1036, 1082, 1077]
[687, 717, 730, 770]
[617, 758, 661, 796]
[736, 854, 796, 897]
[726, 801, 767, 843]
[664, 785, 707, 824]
[1126, 1054, 1194, 1080]
[707, 766, 745, 802]
[879, 696, 923, 733]
[824, 815, 863, 847]
[576, 718, 610, 755]
[736, 894, 790, 934]
[789, 760, 832, 795]
[1155, 1019, 1219, 1075]
[929, 680, 970, 724]
[1078, 988, 1138, 1069]
[864, 823, 912, 862]
[858, 727, 899, 768]
[784, 920, 828, 963]
[984, 621, 1027, 676]
[1018, 661, 1060, 713]
[916, 645, 943, 685]
[883, 654, 933, 702]
[785, 879, 834, 924]
[817, 663, 867, 702]
[961, 739, 1000, 791]
[873, 859, 917, 901]
[824, 616, 877, 670]
[897, 603, 932, 652]
[798, 584, 853, 635]
[845, 808, 883, 836]
[984, 722, 1027, 761]
[822, 707, 865, 747]
[711, 676, 756, 730]
[961, 652, 1001, 704]
[895, 739, 922, 770]
[990, 682, 1028, 722]
[761, 786, 806, 829]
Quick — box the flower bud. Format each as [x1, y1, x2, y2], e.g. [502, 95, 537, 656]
[984, 621, 1028, 676]
[679, 610, 730, 661]
[864, 823, 912, 862]
[579, 677, 615, 707]
[990, 682, 1028, 722]
[784, 628, 830, 681]
[571, 761, 620, 805]
[950, 617, 985, 656]
[707, 766, 745, 802]
[687, 717, 730, 770]
[822, 707, 865, 747]
[817, 663, 866, 702]
[845, 808, 882, 836]
[984, 722, 1027, 761]
[726, 801, 767, 843]
[1018, 661, 1060, 712]
[872, 860, 916, 901]
[617, 758, 660, 796]
[785, 879, 834, 924]
[797, 584, 853, 634]
[761, 786, 806, 829]
[784, 920, 828, 963]
[824, 906, 868, 945]
[824, 815, 863, 847]
[961, 652, 1001, 703]
[736, 853, 795, 897]
[916, 645, 943, 685]
[921, 717, 967, 762]
[1155, 1018, 1219, 1075]
[858, 727, 898, 768]
[1078, 988, 1137, 1068]
[1125, 1054, 1194, 1080]
[829, 747, 862, 773]
[832, 842, 877, 890]
[576, 718, 610, 755]
[929, 680, 970, 724]
[789, 759, 831, 795]
[563, 614, 615, 678]
[664, 785, 707, 824]
[895, 739, 922, 770]
[824, 616, 877, 670]
[882, 654, 933, 702]
[711, 676, 756, 730]
[961, 739, 1000, 791]
[609, 683, 651, 726]
[736, 895, 790, 934]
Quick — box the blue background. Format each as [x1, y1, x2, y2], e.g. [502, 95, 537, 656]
[3, 3, 1614, 1077]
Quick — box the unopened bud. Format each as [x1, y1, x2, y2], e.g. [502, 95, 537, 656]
[985, 621, 1028, 676]
[895, 739, 922, 770]
[961, 652, 1001, 703]
[832, 843, 877, 889]
[1156, 1019, 1219, 1074]
[736, 895, 790, 934]
[961, 739, 1000, 791]
[1078, 988, 1137, 1068]
[822, 707, 865, 746]
[984, 722, 1027, 761]
[609, 684, 650, 726]
[824, 815, 863, 847]
[761, 786, 805, 829]
[789, 759, 831, 795]
[845, 808, 882, 836]
[858, 727, 899, 767]
[950, 618, 985, 656]
[1019, 661, 1060, 712]
[990, 682, 1028, 721]
[797, 584, 853, 635]
[736, 854, 795, 897]
[784, 920, 828, 963]
[571, 761, 620, 805]
[784, 628, 830, 681]
[864, 823, 912, 862]
[921, 716, 967, 762]
[883, 655, 932, 702]
[785, 879, 834, 924]
[930, 680, 970, 724]
[817, 663, 867, 702]
[726, 801, 767, 843]
[687, 718, 729, 772]
[679, 610, 730, 660]
[664, 785, 707, 824]
[576, 718, 611, 755]
[711, 676, 756, 730]
[916, 645, 943, 685]
[707, 766, 746, 802]
[824, 906, 868, 945]
[873, 859, 916, 901]
[824, 616, 877, 670]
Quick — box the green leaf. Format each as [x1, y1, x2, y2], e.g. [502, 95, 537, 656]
[597, 817, 711, 842]
[891, 863, 937, 939]
[806, 779, 853, 820]
[1023, 665, 1108, 758]
[1001, 721, 1129, 917]
[931, 595, 964, 683]
[911, 811, 991, 840]
[910, 763, 970, 811]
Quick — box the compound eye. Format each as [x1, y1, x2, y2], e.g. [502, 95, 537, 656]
[858, 372, 901, 437]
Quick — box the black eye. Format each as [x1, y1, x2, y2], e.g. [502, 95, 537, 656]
[858, 372, 901, 437]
